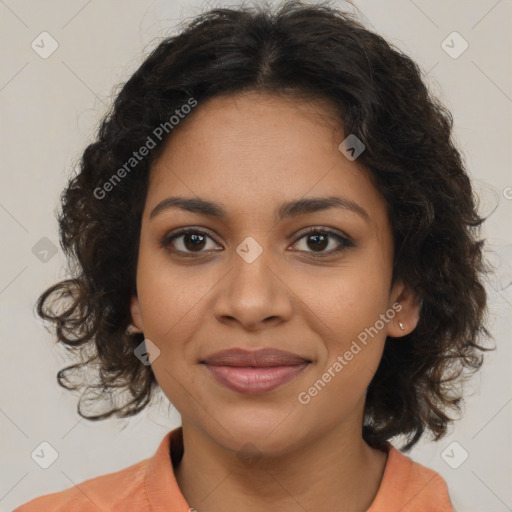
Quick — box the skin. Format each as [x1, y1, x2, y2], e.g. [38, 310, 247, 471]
[130, 90, 420, 512]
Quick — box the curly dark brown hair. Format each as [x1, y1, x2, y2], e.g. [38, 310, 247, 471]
[37, 0, 492, 451]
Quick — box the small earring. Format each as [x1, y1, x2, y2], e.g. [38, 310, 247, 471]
[398, 321, 405, 331]
[125, 324, 141, 335]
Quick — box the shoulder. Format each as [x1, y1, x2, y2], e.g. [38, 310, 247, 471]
[369, 444, 455, 512]
[12, 458, 150, 512]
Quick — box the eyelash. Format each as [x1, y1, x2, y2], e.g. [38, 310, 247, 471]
[161, 226, 354, 259]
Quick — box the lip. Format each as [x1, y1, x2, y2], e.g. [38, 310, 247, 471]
[201, 348, 311, 395]
[201, 348, 311, 366]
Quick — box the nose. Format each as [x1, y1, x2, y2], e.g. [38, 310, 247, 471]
[211, 242, 294, 332]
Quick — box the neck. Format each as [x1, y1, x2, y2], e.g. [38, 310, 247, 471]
[174, 419, 388, 512]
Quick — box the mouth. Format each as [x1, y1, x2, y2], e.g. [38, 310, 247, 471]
[200, 348, 312, 395]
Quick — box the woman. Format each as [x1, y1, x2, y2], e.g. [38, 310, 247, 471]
[15, 0, 490, 510]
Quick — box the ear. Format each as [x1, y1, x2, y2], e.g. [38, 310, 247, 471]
[387, 280, 421, 338]
[129, 294, 144, 333]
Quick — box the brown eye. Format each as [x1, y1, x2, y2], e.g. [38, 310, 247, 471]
[305, 232, 328, 251]
[161, 226, 353, 259]
[181, 232, 207, 251]
[292, 228, 353, 258]
[162, 228, 219, 256]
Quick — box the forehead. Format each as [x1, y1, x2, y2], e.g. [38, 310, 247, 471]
[146, 91, 388, 230]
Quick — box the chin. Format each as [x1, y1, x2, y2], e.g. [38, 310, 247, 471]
[207, 409, 309, 456]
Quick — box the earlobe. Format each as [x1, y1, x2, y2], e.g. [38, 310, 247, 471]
[129, 295, 144, 333]
[388, 281, 421, 338]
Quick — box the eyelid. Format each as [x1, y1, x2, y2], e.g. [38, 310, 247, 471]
[291, 225, 353, 243]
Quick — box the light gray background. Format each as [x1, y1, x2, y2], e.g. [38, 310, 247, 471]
[1, 1, 511, 511]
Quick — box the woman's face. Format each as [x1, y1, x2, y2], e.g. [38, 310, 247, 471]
[131, 91, 417, 454]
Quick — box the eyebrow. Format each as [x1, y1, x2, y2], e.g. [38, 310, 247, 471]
[149, 195, 371, 224]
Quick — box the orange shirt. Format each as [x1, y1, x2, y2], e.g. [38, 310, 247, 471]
[14, 427, 454, 512]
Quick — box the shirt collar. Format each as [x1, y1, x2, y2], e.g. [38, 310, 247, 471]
[145, 426, 190, 512]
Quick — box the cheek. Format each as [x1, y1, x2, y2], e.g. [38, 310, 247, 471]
[296, 257, 390, 388]
[301, 259, 391, 343]
[135, 249, 214, 347]
[135, 256, 204, 408]
[296, 271, 389, 419]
